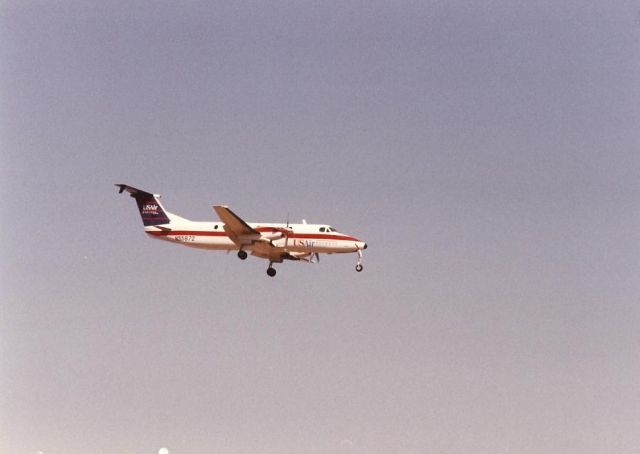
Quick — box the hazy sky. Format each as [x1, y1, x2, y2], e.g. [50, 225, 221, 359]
[2, 1, 639, 453]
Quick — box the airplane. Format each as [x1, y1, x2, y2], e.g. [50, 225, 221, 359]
[115, 184, 367, 277]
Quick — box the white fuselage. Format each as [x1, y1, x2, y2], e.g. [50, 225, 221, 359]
[145, 220, 365, 256]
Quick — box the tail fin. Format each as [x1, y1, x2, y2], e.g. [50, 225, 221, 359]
[115, 184, 171, 226]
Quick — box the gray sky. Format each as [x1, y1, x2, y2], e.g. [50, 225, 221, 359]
[1, 1, 639, 453]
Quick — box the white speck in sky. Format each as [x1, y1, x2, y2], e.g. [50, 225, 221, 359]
[159, 448, 169, 454]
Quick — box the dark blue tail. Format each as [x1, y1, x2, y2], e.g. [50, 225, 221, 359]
[115, 184, 171, 226]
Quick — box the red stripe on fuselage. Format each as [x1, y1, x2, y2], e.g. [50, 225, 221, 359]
[146, 230, 360, 242]
[147, 230, 226, 237]
[288, 233, 360, 242]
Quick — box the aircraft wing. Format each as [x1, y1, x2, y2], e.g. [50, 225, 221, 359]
[213, 205, 260, 243]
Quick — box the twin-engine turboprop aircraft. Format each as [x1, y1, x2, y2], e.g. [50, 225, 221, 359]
[115, 184, 367, 277]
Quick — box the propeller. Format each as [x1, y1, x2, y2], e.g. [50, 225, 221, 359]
[299, 252, 319, 263]
[285, 212, 289, 249]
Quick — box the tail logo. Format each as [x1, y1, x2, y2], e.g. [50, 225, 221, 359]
[142, 204, 160, 214]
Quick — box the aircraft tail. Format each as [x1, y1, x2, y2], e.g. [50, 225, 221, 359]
[115, 184, 178, 226]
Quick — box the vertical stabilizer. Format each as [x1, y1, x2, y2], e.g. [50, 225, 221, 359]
[115, 184, 171, 226]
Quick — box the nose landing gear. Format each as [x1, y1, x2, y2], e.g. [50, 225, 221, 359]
[355, 248, 364, 272]
[267, 263, 277, 277]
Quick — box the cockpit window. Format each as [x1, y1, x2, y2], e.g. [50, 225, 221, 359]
[328, 227, 336, 232]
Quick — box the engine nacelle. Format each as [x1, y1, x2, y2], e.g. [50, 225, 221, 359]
[260, 231, 285, 241]
[260, 227, 293, 241]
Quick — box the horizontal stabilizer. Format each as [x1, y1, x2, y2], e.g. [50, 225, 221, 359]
[115, 184, 159, 198]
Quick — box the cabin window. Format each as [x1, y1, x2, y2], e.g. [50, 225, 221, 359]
[214, 224, 218, 230]
[319, 227, 325, 232]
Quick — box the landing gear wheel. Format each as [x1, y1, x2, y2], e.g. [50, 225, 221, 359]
[267, 267, 277, 277]
[237, 250, 248, 260]
[355, 264, 363, 272]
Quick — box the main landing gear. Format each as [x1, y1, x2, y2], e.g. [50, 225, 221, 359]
[238, 250, 278, 277]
